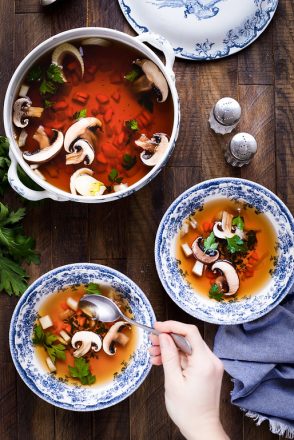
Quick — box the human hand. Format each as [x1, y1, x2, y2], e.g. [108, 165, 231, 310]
[149, 321, 229, 440]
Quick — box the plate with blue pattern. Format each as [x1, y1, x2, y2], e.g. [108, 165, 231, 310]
[155, 178, 294, 324]
[118, 0, 278, 60]
[9, 263, 155, 411]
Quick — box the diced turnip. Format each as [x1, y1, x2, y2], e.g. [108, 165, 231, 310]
[46, 357, 56, 373]
[66, 297, 78, 311]
[192, 260, 204, 277]
[181, 243, 193, 257]
[180, 222, 189, 237]
[19, 84, 29, 97]
[60, 330, 71, 343]
[189, 218, 198, 229]
[39, 315, 53, 330]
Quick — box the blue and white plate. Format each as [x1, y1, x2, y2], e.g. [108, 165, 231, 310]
[9, 263, 155, 411]
[155, 178, 294, 324]
[118, 0, 278, 60]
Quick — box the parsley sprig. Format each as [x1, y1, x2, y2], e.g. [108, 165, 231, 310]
[108, 168, 123, 184]
[203, 232, 218, 252]
[86, 283, 101, 295]
[27, 63, 65, 97]
[226, 235, 247, 254]
[232, 216, 244, 231]
[124, 65, 141, 82]
[209, 284, 223, 301]
[122, 154, 137, 170]
[33, 324, 66, 363]
[125, 119, 139, 131]
[73, 108, 87, 120]
[0, 137, 10, 196]
[68, 357, 96, 385]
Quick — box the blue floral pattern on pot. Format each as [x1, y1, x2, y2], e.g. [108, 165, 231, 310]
[155, 178, 294, 325]
[119, 0, 278, 60]
[9, 263, 156, 411]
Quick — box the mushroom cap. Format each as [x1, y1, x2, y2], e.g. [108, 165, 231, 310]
[64, 117, 102, 152]
[192, 237, 219, 264]
[81, 37, 111, 47]
[138, 133, 169, 167]
[70, 168, 106, 196]
[22, 130, 64, 164]
[52, 43, 84, 81]
[134, 59, 169, 103]
[13, 97, 32, 128]
[71, 331, 102, 358]
[211, 260, 240, 296]
[65, 139, 95, 165]
[102, 321, 130, 356]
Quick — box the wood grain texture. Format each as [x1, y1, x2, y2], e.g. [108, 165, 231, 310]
[0, 0, 292, 439]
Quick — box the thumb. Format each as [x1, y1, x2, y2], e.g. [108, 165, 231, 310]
[159, 333, 182, 385]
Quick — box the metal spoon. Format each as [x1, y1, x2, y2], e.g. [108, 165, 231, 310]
[79, 294, 192, 355]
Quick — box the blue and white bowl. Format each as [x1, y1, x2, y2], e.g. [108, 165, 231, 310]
[9, 263, 155, 411]
[155, 178, 294, 325]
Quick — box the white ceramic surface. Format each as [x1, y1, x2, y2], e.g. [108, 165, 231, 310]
[119, 0, 278, 60]
[4, 28, 180, 202]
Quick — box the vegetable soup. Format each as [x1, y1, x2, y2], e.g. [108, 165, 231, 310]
[13, 38, 173, 196]
[176, 199, 278, 301]
[33, 283, 137, 386]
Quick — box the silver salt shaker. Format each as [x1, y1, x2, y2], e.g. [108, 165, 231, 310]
[225, 133, 257, 167]
[209, 97, 241, 134]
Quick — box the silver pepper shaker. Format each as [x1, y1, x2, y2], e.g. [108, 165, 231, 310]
[225, 133, 257, 167]
[209, 97, 241, 134]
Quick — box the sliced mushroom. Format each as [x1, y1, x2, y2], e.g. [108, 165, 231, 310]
[33, 125, 50, 149]
[133, 59, 168, 103]
[65, 139, 95, 165]
[52, 43, 84, 81]
[191, 237, 219, 264]
[211, 261, 240, 296]
[70, 168, 106, 196]
[13, 97, 44, 128]
[64, 117, 102, 153]
[81, 37, 111, 47]
[213, 211, 235, 239]
[135, 133, 169, 167]
[23, 129, 63, 164]
[103, 321, 130, 356]
[71, 331, 102, 358]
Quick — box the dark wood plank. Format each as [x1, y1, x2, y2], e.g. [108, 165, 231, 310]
[274, 0, 294, 213]
[87, 0, 129, 32]
[15, 0, 42, 14]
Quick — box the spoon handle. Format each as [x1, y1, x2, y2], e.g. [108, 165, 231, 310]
[123, 316, 192, 355]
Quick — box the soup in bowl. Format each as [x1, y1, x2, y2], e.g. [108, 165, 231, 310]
[9, 263, 155, 410]
[155, 178, 294, 325]
[4, 28, 179, 203]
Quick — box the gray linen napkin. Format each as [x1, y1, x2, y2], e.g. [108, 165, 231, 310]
[214, 292, 294, 438]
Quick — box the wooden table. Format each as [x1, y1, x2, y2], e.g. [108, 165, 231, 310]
[0, 1, 293, 439]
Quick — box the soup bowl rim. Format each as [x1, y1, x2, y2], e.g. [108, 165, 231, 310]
[4, 27, 180, 203]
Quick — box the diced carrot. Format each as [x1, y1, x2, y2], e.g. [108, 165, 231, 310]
[104, 107, 114, 123]
[247, 258, 256, 266]
[96, 152, 107, 164]
[60, 302, 68, 311]
[96, 94, 109, 104]
[251, 251, 260, 261]
[53, 321, 65, 333]
[244, 269, 254, 278]
[64, 324, 72, 334]
[77, 316, 86, 327]
[102, 142, 117, 158]
[205, 270, 215, 280]
[72, 91, 89, 105]
[53, 100, 68, 111]
[117, 132, 125, 145]
[203, 222, 211, 233]
[111, 91, 120, 103]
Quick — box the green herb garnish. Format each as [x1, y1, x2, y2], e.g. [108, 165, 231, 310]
[68, 357, 96, 385]
[44, 99, 55, 108]
[124, 66, 141, 82]
[0, 202, 40, 296]
[209, 284, 223, 301]
[86, 283, 101, 295]
[227, 235, 247, 254]
[203, 232, 218, 252]
[33, 324, 66, 363]
[122, 154, 137, 170]
[125, 119, 139, 131]
[46, 64, 64, 84]
[26, 65, 43, 82]
[108, 168, 123, 184]
[232, 216, 244, 231]
[40, 79, 57, 96]
[0, 137, 10, 196]
[73, 108, 87, 120]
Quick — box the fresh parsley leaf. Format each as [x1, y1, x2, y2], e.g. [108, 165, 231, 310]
[122, 154, 137, 170]
[0, 255, 28, 296]
[124, 66, 141, 82]
[33, 324, 66, 363]
[68, 357, 96, 385]
[26, 65, 43, 82]
[46, 64, 65, 84]
[203, 232, 218, 252]
[86, 283, 101, 295]
[108, 168, 123, 184]
[232, 216, 244, 231]
[44, 99, 55, 108]
[0, 137, 10, 196]
[73, 108, 87, 120]
[209, 284, 223, 301]
[125, 119, 139, 131]
[40, 79, 57, 96]
[227, 235, 247, 254]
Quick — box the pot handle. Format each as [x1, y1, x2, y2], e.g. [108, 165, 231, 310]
[135, 32, 175, 81]
[8, 151, 56, 201]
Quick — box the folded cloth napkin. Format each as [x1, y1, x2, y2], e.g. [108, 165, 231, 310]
[214, 292, 294, 439]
